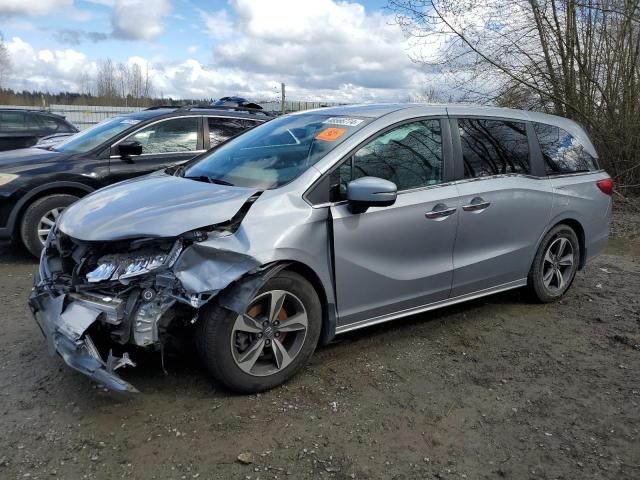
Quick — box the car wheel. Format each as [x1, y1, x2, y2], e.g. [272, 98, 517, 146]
[197, 270, 322, 393]
[527, 224, 580, 303]
[20, 194, 78, 258]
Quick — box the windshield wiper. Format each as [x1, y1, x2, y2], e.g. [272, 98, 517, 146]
[209, 178, 235, 186]
[183, 175, 234, 186]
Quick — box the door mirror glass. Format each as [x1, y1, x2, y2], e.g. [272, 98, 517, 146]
[117, 140, 143, 158]
[346, 176, 397, 214]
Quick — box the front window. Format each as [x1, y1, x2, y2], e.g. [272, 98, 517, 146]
[183, 114, 371, 189]
[54, 116, 139, 153]
[329, 120, 443, 201]
[127, 117, 199, 154]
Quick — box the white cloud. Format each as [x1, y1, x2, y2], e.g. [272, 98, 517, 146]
[200, 9, 234, 39]
[4, 36, 97, 91]
[111, 0, 171, 40]
[0, 0, 72, 16]
[206, 0, 430, 100]
[2, 1, 447, 103]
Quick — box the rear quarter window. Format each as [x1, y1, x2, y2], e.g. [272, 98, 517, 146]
[533, 123, 598, 174]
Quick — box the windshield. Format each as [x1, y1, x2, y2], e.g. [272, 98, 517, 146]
[54, 116, 140, 153]
[183, 114, 371, 189]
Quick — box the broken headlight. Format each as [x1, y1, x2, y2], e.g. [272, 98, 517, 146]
[86, 241, 182, 283]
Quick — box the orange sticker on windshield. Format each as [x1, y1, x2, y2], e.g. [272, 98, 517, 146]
[315, 127, 346, 142]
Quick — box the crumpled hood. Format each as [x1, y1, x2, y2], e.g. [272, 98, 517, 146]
[57, 173, 259, 241]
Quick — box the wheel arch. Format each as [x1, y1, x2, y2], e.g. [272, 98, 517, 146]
[214, 259, 336, 347]
[9, 181, 94, 236]
[536, 216, 587, 270]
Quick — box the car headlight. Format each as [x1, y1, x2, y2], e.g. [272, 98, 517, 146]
[0, 173, 18, 187]
[86, 241, 182, 283]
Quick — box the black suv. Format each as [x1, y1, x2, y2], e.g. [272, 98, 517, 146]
[0, 108, 78, 151]
[0, 104, 272, 256]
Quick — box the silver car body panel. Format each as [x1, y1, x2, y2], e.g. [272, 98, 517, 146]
[29, 103, 612, 392]
[331, 183, 460, 325]
[450, 175, 553, 297]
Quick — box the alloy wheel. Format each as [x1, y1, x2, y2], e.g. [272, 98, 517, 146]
[230, 290, 308, 377]
[37, 207, 63, 245]
[542, 237, 575, 293]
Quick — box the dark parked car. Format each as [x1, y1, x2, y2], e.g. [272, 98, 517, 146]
[0, 108, 78, 151]
[0, 104, 272, 257]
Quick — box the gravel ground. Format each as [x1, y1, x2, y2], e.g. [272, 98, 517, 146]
[0, 204, 638, 480]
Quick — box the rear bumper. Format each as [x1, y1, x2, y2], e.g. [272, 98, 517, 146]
[28, 289, 139, 394]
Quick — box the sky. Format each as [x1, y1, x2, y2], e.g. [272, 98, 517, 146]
[0, 0, 438, 103]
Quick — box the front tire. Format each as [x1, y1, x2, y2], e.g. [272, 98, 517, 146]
[20, 194, 79, 258]
[197, 270, 322, 393]
[527, 224, 580, 303]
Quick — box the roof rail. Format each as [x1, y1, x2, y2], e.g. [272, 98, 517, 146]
[144, 105, 180, 110]
[176, 104, 275, 117]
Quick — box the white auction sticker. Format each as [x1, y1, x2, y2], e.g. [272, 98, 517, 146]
[323, 117, 364, 127]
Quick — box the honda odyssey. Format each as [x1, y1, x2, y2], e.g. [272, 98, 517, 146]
[29, 104, 612, 394]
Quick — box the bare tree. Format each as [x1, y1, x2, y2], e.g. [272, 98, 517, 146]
[117, 62, 130, 106]
[128, 62, 154, 106]
[95, 58, 119, 102]
[0, 32, 10, 89]
[389, 0, 640, 193]
[77, 72, 92, 96]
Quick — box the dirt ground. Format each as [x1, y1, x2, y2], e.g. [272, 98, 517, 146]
[0, 203, 638, 480]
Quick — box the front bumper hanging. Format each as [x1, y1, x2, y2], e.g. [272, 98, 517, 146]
[29, 290, 139, 394]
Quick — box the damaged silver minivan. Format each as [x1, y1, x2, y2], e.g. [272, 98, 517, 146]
[29, 104, 612, 394]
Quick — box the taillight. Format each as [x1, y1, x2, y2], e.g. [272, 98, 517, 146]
[596, 177, 614, 196]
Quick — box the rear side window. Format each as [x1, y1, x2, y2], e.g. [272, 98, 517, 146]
[40, 116, 59, 130]
[533, 123, 598, 174]
[458, 118, 530, 178]
[25, 113, 43, 130]
[208, 117, 259, 146]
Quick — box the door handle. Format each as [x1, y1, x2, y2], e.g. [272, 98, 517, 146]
[462, 197, 491, 212]
[425, 203, 457, 219]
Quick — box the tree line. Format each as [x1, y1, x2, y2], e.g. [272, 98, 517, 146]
[0, 88, 211, 108]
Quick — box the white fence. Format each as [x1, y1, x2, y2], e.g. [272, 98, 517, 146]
[0, 104, 144, 129]
[2, 100, 346, 130]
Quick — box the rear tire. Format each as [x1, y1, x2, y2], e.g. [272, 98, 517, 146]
[527, 224, 580, 303]
[197, 270, 321, 393]
[20, 194, 78, 258]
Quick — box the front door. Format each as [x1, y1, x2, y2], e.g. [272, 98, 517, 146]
[108, 116, 204, 183]
[330, 118, 459, 328]
[450, 117, 553, 296]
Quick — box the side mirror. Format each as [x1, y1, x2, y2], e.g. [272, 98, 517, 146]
[346, 176, 397, 214]
[117, 140, 142, 160]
